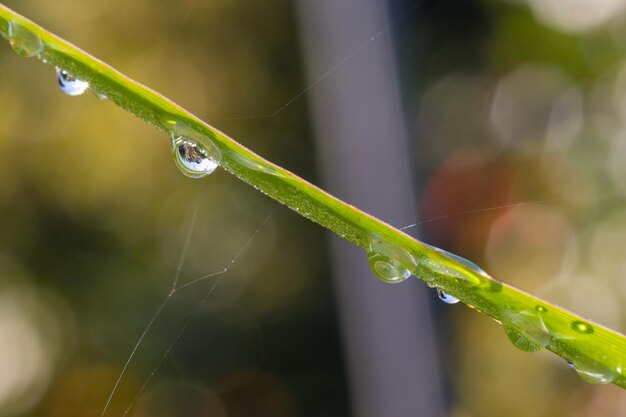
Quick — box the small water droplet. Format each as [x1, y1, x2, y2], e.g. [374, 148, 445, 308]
[91, 89, 108, 100]
[567, 361, 575, 369]
[571, 320, 593, 334]
[476, 279, 504, 293]
[230, 151, 283, 176]
[570, 358, 617, 385]
[535, 305, 548, 313]
[56, 68, 89, 96]
[436, 289, 459, 304]
[501, 310, 551, 352]
[368, 252, 411, 283]
[171, 133, 221, 178]
[7, 21, 43, 57]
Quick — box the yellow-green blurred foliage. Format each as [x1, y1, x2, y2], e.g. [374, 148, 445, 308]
[415, 0, 626, 414]
[0, 0, 342, 416]
[1, 0, 626, 416]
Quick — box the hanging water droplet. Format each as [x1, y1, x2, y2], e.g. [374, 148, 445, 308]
[436, 289, 459, 304]
[501, 310, 551, 352]
[7, 21, 44, 57]
[171, 133, 221, 178]
[570, 358, 618, 385]
[56, 68, 89, 96]
[367, 252, 411, 283]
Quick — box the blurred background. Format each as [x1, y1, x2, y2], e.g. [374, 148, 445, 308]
[0, 0, 626, 416]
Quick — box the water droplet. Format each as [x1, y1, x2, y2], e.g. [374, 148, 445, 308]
[367, 237, 416, 284]
[571, 320, 594, 334]
[501, 310, 551, 352]
[171, 133, 221, 178]
[7, 21, 43, 57]
[56, 68, 89, 96]
[439, 249, 486, 275]
[368, 252, 411, 283]
[91, 89, 108, 100]
[421, 244, 484, 287]
[535, 305, 548, 313]
[230, 151, 283, 176]
[436, 289, 459, 304]
[570, 358, 618, 385]
[482, 280, 503, 292]
[567, 361, 575, 369]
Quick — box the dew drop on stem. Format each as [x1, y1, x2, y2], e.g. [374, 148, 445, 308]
[367, 236, 416, 284]
[501, 310, 551, 353]
[56, 68, 89, 96]
[570, 358, 618, 385]
[436, 289, 459, 304]
[7, 21, 43, 57]
[171, 133, 221, 178]
[367, 252, 411, 283]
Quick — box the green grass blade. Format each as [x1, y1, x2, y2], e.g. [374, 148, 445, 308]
[0, 3, 624, 388]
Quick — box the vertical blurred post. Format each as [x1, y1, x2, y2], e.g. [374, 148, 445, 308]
[295, 1, 445, 416]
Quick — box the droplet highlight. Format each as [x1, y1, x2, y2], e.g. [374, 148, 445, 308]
[535, 305, 548, 313]
[571, 320, 593, 334]
[171, 133, 221, 178]
[436, 289, 459, 304]
[7, 21, 43, 57]
[501, 310, 551, 352]
[56, 68, 89, 96]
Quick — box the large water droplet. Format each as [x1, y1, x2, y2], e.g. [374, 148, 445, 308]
[420, 244, 485, 287]
[438, 248, 486, 275]
[367, 237, 416, 284]
[368, 252, 411, 283]
[501, 310, 551, 352]
[7, 21, 43, 57]
[570, 358, 618, 385]
[56, 68, 89, 96]
[436, 289, 459, 304]
[171, 133, 221, 178]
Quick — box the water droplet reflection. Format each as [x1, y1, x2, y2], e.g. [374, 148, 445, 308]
[56, 68, 89, 96]
[171, 133, 221, 178]
[436, 289, 459, 304]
